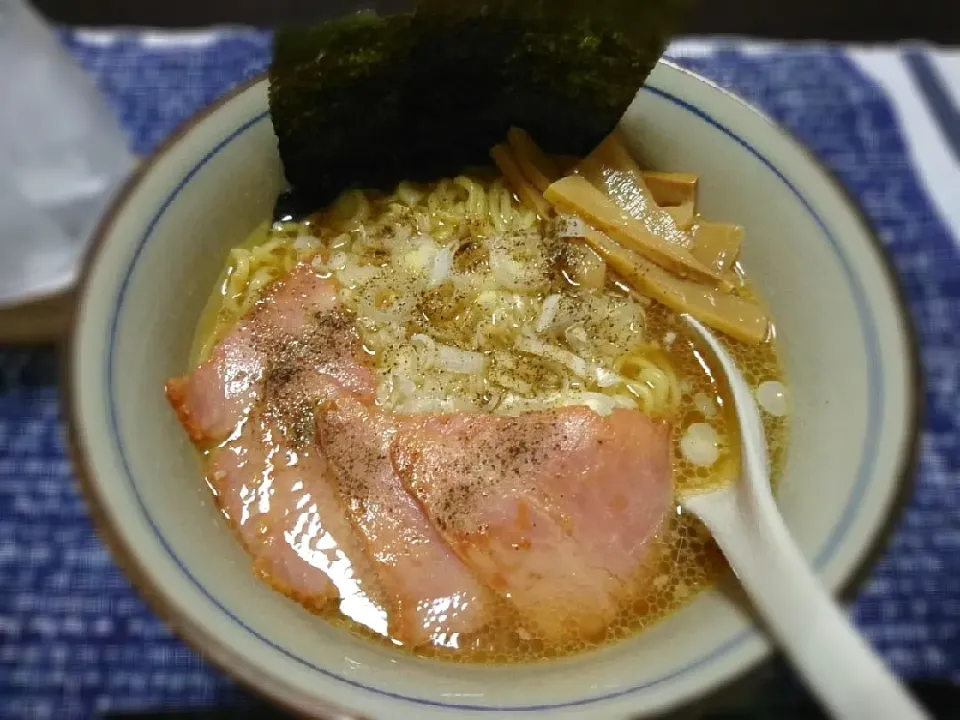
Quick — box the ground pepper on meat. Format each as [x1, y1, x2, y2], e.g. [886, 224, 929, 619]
[253, 307, 365, 447]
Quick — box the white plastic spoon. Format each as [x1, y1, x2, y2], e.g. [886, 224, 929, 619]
[680, 316, 927, 720]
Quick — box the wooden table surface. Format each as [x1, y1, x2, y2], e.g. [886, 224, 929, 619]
[0, 291, 73, 345]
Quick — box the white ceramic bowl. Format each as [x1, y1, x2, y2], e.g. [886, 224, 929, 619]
[66, 62, 919, 719]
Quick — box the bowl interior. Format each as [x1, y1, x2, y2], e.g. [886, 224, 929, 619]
[70, 64, 915, 719]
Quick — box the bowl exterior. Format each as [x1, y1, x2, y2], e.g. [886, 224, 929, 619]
[66, 63, 919, 719]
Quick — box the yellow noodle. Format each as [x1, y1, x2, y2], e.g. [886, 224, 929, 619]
[456, 176, 488, 220]
[397, 181, 425, 207]
[616, 347, 681, 416]
[206, 178, 683, 418]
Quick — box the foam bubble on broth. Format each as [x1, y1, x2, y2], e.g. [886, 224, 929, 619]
[681, 423, 720, 467]
[189, 175, 790, 663]
[757, 380, 789, 418]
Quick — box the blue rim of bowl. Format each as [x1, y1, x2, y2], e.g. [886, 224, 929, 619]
[65, 63, 921, 717]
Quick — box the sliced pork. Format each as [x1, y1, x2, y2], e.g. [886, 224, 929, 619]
[167, 264, 385, 627]
[166, 264, 373, 446]
[209, 412, 383, 622]
[392, 407, 673, 640]
[317, 394, 493, 647]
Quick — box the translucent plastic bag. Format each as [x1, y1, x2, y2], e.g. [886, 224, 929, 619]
[0, 0, 134, 305]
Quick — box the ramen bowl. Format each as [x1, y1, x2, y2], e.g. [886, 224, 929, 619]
[66, 62, 919, 719]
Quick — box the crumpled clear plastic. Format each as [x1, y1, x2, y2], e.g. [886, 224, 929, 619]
[0, 0, 134, 306]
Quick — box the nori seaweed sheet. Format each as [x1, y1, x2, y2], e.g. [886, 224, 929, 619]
[269, 0, 693, 215]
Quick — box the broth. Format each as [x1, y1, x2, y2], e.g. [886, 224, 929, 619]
[184, 173, 788, 663]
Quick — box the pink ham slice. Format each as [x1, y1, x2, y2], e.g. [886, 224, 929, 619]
[166, 262, 385, 628]
[165, 263, 374, 446]
[165, 324, 260, 445]
[392, 407, 673, 641]
[317, 394, 493, 647]
[210, 410, 386, 627]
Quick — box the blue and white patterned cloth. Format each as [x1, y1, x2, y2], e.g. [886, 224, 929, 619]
[0, 30, 958, 719]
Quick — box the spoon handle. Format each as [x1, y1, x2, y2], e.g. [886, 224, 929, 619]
[686, 486, 928, 720]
